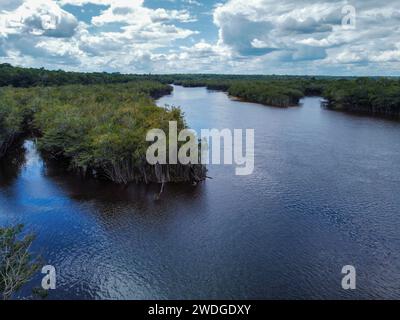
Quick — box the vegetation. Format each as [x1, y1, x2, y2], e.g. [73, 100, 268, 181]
[172, 75, 400, 117]
[172, 77, 327, 108]
[0, 64, 326, 89]
[323, 78, 400, 117]
[0, 63, 158, 87]
[1, 64, 400, 177]
[0, 86, 36, 157]
[227, 81, 304, 107]
[0, 224, 41, 300]
[0, 97, 20, 157]
[0, 81, 206, 185]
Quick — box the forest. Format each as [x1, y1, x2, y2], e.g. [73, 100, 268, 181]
[323, 78, 400, 117]
[3, 63, 400, 115]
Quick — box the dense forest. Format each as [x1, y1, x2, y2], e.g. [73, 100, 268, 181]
[3, 63, 400, 115]
[0, 63, 154, 87]
[323, 78, 400, 117]
[0, 63, 332, 108]
[0, 64, 328, 88]
[0, 80, 206, 185]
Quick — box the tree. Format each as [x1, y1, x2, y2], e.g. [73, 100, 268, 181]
[0, 224, 40, 300]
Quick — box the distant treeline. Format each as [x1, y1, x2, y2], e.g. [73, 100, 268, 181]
[1, 63, 400, 116]
[0, 63, 328, 89]
[0, 63, 159, 87]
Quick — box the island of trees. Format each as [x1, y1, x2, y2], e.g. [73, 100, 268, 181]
[0, 68, 206, 185]
[1, 224, 41, 300]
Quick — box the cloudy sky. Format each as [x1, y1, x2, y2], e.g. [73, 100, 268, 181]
[0, 0, 399, 75]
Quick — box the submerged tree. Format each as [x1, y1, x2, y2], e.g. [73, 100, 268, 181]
[0, 224, 40, 300]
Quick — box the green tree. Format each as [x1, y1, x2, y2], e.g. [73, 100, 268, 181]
[0, 224, 40, 300]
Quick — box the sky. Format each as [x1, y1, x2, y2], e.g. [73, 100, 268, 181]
[0, 0, 399, 75]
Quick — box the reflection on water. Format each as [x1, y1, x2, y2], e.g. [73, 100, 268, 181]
[1, 86, 400, 299]
[0, 143, 26, 187]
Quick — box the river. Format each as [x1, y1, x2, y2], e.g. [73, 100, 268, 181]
[1, 85, 400, 299]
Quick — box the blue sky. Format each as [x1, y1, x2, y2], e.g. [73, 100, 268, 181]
[0, 0, 400, 75]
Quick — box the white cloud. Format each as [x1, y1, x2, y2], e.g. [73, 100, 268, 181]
[0, 0, 199, 72]
[1, 0, 78, 37]
[211, 0, 400, 74]
[0, 0, 83, 68]
[1, 0, 400, 75]
[92, 6, 196, 26]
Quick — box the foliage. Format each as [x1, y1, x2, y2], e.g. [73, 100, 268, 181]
[0, 63, 157, 87]
[0, 80, 206, 184]
[0, 224, 41, 300]
[172, 77, 327, 107]
[0, 87, 38, 157]
[0, 64, 327, 89]
[171, 75, 400, 116]
[33, 83, 180, 173]
[323, 78, 400, 117]
[227, 81, 304, 107]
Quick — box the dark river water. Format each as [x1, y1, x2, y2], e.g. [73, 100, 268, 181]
[1, 85, 400, 299]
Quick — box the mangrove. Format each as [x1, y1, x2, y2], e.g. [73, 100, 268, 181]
[0, 81, 207, 185]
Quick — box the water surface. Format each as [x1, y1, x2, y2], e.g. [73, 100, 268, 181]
[1, 85, 400, 299]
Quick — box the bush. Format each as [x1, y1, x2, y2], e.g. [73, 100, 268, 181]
[0, 225, 40, 300]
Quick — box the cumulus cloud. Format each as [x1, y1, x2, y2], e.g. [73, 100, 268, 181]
[0, 0, 199, 71]
[0, 0, 83, 68]
[90, 0, 196, 26]
[1, 0, 78, 37]
[207, 0, 400, 74]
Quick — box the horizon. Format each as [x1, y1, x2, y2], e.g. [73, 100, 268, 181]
[1, 0, 400, 76]
[3, 63, 400, 78]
